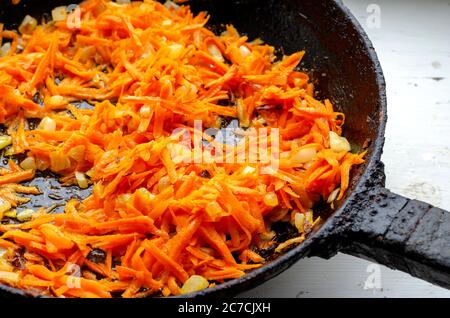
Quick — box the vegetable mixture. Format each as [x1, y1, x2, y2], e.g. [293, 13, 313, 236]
[0, 0, 365, 297]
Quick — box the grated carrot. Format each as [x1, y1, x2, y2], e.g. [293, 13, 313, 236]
[0, 0, 366, 297]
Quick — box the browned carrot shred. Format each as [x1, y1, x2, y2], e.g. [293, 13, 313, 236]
[0, 0, 366, 297]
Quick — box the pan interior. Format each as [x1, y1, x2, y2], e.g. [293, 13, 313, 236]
[0, 0, 385, 296]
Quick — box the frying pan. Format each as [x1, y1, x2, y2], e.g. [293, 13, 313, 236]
[0, 0, 449, 298]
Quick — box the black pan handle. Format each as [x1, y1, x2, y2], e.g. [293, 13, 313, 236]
[339, 183, 450, 289]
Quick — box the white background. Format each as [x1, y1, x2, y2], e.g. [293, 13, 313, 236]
[242, 0, 450, 298]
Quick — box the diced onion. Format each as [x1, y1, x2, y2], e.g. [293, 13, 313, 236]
[164, 0, 180, 10]
[52, 6, 68, 22]
[291, 147, 316, 164]
[327, 187, 341, 203]
[260, 230, 275, 241]
[241, 165, 256, 175]
[4, 210, 16, 218]
[0, 42, 11, 57]
[263, 192, 279, 207]
[47, 95, 67, 109]
[207, 44, 224, 62]
[161, 19, 172, 26]
[19, 157, 36, 171]
[329, 131, 351, 153]
[17, 209, 35, 222]
[35, 157, 50, 171]
[0, 271, 19, 284]
[0, 135, 12, 150]
[0, 199, 12, 215]
[38, 117, 56, 131]
[239, 45, 251, 57]
[293, 212, 305, 233]
[75, 171, 89, 189]
[167, 143, 191, 164]
[181, 275, 209, 294]
[19, 15, 37, 34]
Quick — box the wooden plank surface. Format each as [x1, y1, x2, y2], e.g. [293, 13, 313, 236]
[242, 0, 450, 298]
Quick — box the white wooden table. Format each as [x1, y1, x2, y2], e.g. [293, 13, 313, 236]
[242, 0, 450, 298]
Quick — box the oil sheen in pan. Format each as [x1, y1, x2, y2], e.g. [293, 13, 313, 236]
[0, 113, 92, 221]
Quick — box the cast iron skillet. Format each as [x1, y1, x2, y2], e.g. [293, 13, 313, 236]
[0, 0, 449, 298]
